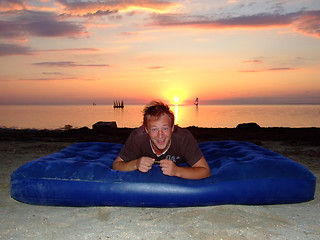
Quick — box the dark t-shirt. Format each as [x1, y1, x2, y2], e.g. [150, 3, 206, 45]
[119, 125, 203, 166]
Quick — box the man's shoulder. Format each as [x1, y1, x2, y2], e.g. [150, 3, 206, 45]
[123, 126, 149, 147]
[173, 125, 193, 137]
[171, 126, 199, 151]
[130, 126, 148, 137]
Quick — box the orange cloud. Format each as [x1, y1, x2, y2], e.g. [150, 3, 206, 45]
[0, 0, 25, 11]
[57, 0, 178, 16]
[292, 10, 320, 38]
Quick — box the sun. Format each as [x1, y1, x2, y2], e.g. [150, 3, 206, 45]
[163, 88, 188, 105]
[173, 96, 180, 105]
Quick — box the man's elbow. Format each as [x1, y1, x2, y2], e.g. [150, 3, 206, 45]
[112, 157, 123, 171]
[204, 168, 211, 178]
[199, 167, 211, 179]
[112, 162, 119, 171]
[111, 162, 117, 170]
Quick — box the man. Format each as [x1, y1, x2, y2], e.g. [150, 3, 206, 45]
[112, 100, 211, 179]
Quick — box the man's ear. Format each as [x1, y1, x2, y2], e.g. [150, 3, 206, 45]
[144, 126, 148, 133]
[172, 125, 174, 132]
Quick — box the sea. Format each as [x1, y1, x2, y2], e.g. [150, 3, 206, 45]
[0, 104, 319, 130]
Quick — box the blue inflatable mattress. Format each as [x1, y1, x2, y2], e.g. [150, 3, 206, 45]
[10, 141, 316, 207]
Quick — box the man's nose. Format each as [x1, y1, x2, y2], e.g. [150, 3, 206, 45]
[158, 130, 163, 138]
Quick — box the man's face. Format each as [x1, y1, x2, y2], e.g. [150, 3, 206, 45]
[146, 114, 174, 152]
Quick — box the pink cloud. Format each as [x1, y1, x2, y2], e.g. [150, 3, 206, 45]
[33, 61, 110, 67]
[268, 67, 297, 71]
[0, 43, 35, 56]
[146, 66, 165, 69]
[292, 10, 320, 38]
[243, 59, 263, 64]
[20, 77, 80, 81]
[149, 10, 320, 38]
[42, 48, 100, 52]
[0, 10, 86, 39]
[239, 67, 298, 73]
[149, 12, 300, 28]
[0, 44, 100, 56]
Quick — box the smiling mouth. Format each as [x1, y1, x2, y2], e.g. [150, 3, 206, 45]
[157, 139, 166, 144]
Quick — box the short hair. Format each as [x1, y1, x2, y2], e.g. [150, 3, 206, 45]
[143, 100, 175, 127]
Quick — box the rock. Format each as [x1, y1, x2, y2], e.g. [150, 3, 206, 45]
[236, 122, 261, 130]
[92, 121, 117, 130]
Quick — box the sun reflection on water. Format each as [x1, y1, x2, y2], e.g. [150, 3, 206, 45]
[174, 104, 179, 125]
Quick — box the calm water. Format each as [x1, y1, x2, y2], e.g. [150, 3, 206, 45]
[0, 105, 319, 129]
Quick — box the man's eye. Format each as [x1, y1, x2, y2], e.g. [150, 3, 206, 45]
[163, 127, 168, 131]
[151, 128, 157, 132]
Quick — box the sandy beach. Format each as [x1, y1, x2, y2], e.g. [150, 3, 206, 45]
[0, 127, 319, 240]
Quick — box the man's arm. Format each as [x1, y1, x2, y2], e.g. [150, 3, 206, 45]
[112, 156, 155, 173]
[159, 157, 211, 179]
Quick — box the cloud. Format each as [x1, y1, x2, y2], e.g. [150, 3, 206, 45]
[149, 12, 300, 28]
[243, 59, 263, 64]
[204, 94, 320, 104]
[292, 10, 320, 38]
[146, 66, 165, 69]
[42, 72, 65, 75]
[82, 9, 118, 17]
[0, 44, 100, 56]
[0, 10, 86, 39]
[57, 0, 178, 14]
[0, 0, 25, 11]
[239, 67, 298, 73]
[120, 31, 136, 36]
[60, 9, 119, 18]
[0, 43, 35, 56]
[20, 77, 79, 81]
[268, 67, 297, 71]
[20, 71, 98, 81]
[33, 61, 109, 67]
[149, 10, 320, 38]
[41, 48, 100, 52]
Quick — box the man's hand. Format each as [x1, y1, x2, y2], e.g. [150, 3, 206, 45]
[159, 157, 211, 179]
[112, 156, 154, 172]
[136, 157, 155, 172]
[113, 156, 211, 179]
[159, 159, 177, 176]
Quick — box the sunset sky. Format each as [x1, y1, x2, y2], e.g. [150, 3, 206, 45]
[0, 0, 319, 105]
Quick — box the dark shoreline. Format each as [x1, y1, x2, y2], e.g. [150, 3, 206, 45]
[1, 126, 319, 145]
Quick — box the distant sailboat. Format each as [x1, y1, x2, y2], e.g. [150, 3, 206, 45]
[194, 97, 199, 106]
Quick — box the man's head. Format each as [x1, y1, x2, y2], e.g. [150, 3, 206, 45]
[143, 101, 175, 152]
[143, 101, 174, 128]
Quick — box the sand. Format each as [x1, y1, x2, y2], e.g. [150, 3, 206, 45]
[0, 135, 319, 239]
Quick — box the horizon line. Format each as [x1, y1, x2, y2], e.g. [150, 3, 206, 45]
[1, 102, 320, 106]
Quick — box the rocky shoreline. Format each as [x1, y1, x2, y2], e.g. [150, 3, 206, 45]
[1, 126, 319, 145]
